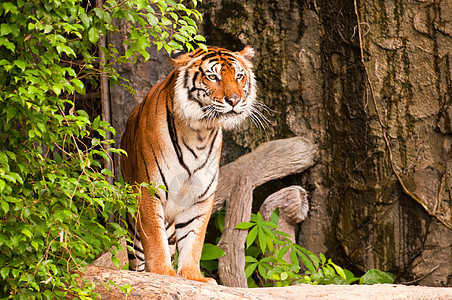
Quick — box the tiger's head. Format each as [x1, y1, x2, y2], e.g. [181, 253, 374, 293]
[173, 46, 258, 130]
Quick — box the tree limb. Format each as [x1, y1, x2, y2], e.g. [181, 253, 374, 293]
[216, 137, 318, 287]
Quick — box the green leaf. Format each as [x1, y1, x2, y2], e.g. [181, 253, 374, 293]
[235, 222, 255, 229]
[92, 115, 100, 130]
[21, 229, 33, 239]
[71, 78, 85, 94]
[79, 12, 90, 28]
[265, 233, 274, 253]
[0, 37, 15, 51]
[329, 259, 346, 280]
[0, 267, 9, 280]
[244, 263, 257, 278]
[56, 45, 76, 57]
[280, 272, 288, 281]
[297, 246, 320, 269]
[360, 269, 395, 284]
[112, 256, 121, 269]
[0, 23, 11, 36]
[3, 2, 18, 15]
[1, 201, 8, 214]
[200, 243, 225, 260]
[200, 260, 218, 271]
[258, 227, 266, 254]
[290, 246, 299, 265]
[344, 269, 359, 284]
[269, 208, 279, 225]
[193, 35, 205, 42]
[245, 256, 258, 263]
[296, 249, 316, 274]
[136, 0, 149, 11]
[13, 60, 26, 71]
[246, 226, 257, 248]
[88, 27, 99, 44]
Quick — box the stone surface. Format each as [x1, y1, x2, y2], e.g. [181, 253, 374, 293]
[84, 265, 452, 299]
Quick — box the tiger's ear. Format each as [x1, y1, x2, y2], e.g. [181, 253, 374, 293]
[239, 45, 255, 61]
[171, 50, 192, 66]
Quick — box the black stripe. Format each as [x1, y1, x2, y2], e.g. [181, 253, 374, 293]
[128, 250, 144, 259]
[166, 100, 191, 175]
[139, 150, 152, 183]
[129, 244, 144, 255]
[150, 143, 169, 199]
[168, 232, 176, 245]
[177, 230, 195, 244]
[188, 94, 204, 108]
[182, 137, 198, 159]
[139, 156, 160, 199]
[128, 253, 142, 260]
[198, 168, 217, 200]
[165, 221, 173, 230]
[218, 50, 235, 58]
[175, 215, 200, 230]
[197, 126, 216, 146]
[201, 52, 219, 61]
[192, 47, 207, 57]
[194, 129, 219, 172]
[192, 71, 199, 88]
[198, 66, 206, 77]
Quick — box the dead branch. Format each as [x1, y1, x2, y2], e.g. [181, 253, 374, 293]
[215, 137, 318, 287]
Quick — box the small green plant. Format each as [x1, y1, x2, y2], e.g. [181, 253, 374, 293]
[200, 243, 226, 272]
[236, 209, 395, 287]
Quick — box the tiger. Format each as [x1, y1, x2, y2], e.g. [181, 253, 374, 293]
[120, 45, 258, 283]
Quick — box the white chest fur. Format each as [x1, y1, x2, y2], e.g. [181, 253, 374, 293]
[162, 118, 222, 221]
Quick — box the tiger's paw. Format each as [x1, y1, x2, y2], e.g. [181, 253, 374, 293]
[198, 277, 218, 285]
[147, 265, 176, 277]
[178, 269, 217, 285]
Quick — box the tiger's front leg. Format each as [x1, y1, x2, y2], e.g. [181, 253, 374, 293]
[174, 194, 217, 284]
[138, 188, 176, 277]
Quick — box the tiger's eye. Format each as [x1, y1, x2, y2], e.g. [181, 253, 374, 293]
[207, 74, 218, 81]
[236, 73, 244, 81]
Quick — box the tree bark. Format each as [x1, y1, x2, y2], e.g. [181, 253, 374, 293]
[216, 137, 317, 287]
[82, 265, 452, 299]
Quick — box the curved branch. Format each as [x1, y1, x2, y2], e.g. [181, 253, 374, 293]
[215, 137, 318, 287]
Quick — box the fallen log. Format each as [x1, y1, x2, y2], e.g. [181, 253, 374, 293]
[83, 265, 452, 300]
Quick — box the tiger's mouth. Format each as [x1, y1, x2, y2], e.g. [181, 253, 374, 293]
[222, 111, 239, 116]
[200, 106, 242, 119]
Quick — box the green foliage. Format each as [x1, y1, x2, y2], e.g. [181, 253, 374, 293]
[236, 210, 396, 287]
[0, 0, 204, 298]
[200, 243, 225, 272]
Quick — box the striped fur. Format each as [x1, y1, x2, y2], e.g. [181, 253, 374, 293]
[120, 46, 257, 283]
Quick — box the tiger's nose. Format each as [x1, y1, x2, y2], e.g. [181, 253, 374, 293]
[224, 94, 241, 107]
